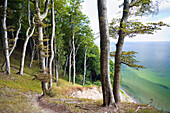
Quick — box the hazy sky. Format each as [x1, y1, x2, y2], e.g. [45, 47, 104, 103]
[82, 0, 170, 42]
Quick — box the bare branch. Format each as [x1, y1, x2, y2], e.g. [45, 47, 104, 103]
[28, 16, 35, 37]
[134, 99, 153, 113]
[75, 41, 82, 56]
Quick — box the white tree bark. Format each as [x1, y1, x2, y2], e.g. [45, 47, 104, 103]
[2, 8, 22, 70]
[55, 63, 59, 82]
[19, 0, 35, 75]
[83, 47, 88, 86]
[68, 49, 73, 82]
[75, 41, 82, 56]
[72, 33, 76, 85]
[48, 0, 55, 89]
[2, 0, 10, 74]
[33, 0, 49, 95]
[45, 30, 49, 68]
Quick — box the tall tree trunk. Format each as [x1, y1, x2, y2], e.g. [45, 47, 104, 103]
[83, 47, 88, 86]
[52, 60, 55, 77]
[68, 49, 72, 82]
[48, 0, 55, 89]
[2, 8, 22, 70]
[33, 0, 49, 96]
[75, 41, 82, 56]
[45, 32, 49, 68]
[113, 0, 129, 103]
[55, 63, 59, 82]
[2, 0, 10, 74]
[19, 0, 35, 75]
[63, 55, 68, 77]
[72, 33, 76, 85]
[38, 24, 48, 95]
[53, 30, 58, 83]
[98, 0, 115, 106]
[29, 38, 35, 67]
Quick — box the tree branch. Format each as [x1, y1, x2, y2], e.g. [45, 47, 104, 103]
[134, 99, 153, 113]
[41, 0, 49, 20]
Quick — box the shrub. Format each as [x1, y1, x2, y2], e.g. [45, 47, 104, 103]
[93, 80, 101, 86]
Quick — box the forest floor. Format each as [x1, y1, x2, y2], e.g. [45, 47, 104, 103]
[0, 50, 164, 113]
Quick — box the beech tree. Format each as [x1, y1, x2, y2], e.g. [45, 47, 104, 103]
[98, 0, 115, 106]
[2, 0, 10, 74]
[48, 0, 55, 89]
[1, 1, 23, 71]
[19, 0, 35, 76]
[33, 0, 49, 96]
[110, 0, 169, 103]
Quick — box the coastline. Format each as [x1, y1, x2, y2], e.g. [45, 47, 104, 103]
[120, 87, 138, 103]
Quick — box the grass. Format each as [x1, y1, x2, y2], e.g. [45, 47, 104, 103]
[0, 49, 165, 112]
[0, 71, 42, 93]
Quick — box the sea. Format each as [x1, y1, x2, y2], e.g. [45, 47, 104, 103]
[110, 41, 170, 112]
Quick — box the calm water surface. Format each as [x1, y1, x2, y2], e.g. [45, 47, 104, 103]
[111, 41, 170, 111]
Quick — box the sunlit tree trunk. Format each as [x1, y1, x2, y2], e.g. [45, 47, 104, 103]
[55, 63, 59, 82]
[2, 8, 22, 70]
[2, 0, 10, 74]
[113, 0, 129, 103]
[72, 33, 76, 85]
[98, 0, 115, 106]
[19, 0, 35, 75]
[45, 34, 49, 68]
[83, 47, 88, 86]
[33, 0, 49, 96]
[68, 49, 72, 82]
[48, 0, 55, 89]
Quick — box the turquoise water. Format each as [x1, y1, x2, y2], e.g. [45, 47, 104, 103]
[111, 42, 170, 112]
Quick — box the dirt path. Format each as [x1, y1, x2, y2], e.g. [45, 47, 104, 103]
[0, 65, 56, 113]
[32, 94, 56, 113]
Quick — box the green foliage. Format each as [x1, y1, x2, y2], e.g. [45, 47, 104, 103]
[110, 59, 114, 74]
[75, 74, 83, 84]
[85, 79, 92, 85]
[93, 80, 101, 86]
[87, 45, 100, 81]
[109, 19, 169, 39]
[111, 51, 145, 70]
[130, 0, 159, 16]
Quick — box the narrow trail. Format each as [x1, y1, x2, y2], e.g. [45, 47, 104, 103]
[0, 64, 56, 113]
[31, 94, 56, 113]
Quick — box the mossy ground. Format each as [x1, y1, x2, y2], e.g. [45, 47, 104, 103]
[0, 50, 164, 113]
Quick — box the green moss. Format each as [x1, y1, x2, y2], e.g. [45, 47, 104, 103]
[0, 71, 41, 93]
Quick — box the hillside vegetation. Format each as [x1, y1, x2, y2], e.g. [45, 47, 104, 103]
[0, 50, 163, 113]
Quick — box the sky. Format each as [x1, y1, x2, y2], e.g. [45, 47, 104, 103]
[81, 0, 170, 42]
